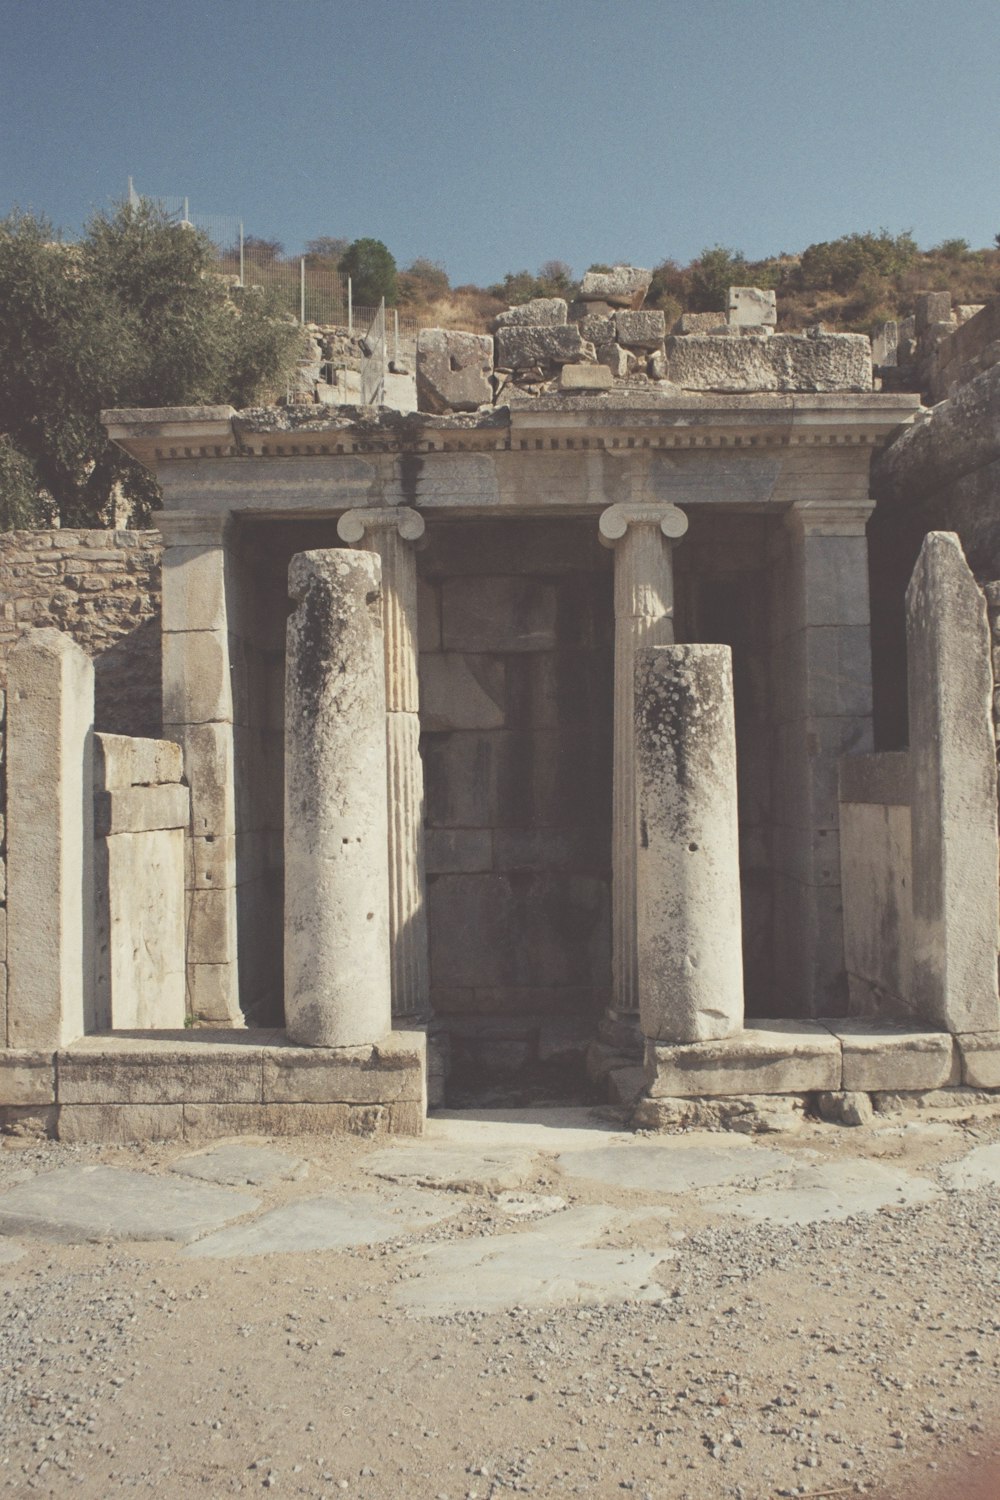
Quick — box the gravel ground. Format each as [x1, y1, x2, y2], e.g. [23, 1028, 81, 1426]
[1, 1110, 999, 1500]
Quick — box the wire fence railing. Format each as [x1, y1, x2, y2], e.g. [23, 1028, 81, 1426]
[359, 301, 387, 407]
[126, 183, 419, 341]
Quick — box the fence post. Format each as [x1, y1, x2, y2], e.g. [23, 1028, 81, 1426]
[393, 309, 399, 365]
[348, 277, 353, 333]
[300, 258, 306, 324]
[239, 221, 244, 288]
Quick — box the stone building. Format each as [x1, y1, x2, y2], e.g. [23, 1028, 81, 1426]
[0, 271, 998, 1140]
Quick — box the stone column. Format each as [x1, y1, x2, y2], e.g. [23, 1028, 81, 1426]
[599, 502, 689, 1034]
[337, 507, 429, 1020]
[160, 511, 241, 1026]
[7, 628, 95, 1047]
[284, 549, 392, 1047]
[907, 532, 1000, 1032]
[635, 644, 744, 1042]
[772, 500, 874, 1015]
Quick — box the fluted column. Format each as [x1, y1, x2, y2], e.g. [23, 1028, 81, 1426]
[599, 502, 689, 1033]
[337, 506, 429, 1020]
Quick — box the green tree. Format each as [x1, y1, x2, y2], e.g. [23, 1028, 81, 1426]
[339, 238, 398, 306]
[305, 235, 349, 262]
[689, 245, 749, 311]
[0, 202, 300, 529]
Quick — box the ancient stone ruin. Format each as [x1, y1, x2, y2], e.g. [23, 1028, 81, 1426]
[0, 268, 998, 1141]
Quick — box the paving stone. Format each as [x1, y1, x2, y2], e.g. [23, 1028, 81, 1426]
[829, 1022, 958, 1091]
[170, 1144, 308, 1186]
[0, 1165, 258, 1244]
[396, 1205, 674, 1316]
[555, 1136, 794, 1193]
[426, 1107, 628, 1151]
[185, 1188, 458, 1259]
[704, 1159, 939, 1226]
[0, 1240, 26, 1266]
[941, 1142, 1000, 1191]
[365, 1142, 538, 1193]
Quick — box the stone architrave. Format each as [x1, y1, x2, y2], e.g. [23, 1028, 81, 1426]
[284, 549, 392, 1047]
[7, 628, 95, 1048]
[337, 507, 429, 1020]
[599, 503, 689, 1029]
[635, 644, 744, 1043]
[906, 532, 1000, 1032]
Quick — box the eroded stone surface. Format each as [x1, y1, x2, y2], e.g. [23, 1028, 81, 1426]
[0, 1165, 258, 1244]
[416, 329, 493, 414]
[170, 1144, 307, 1186]
[185, 1188, 457, 1259]
[705, 1159, 938, 1226]
[555, 1136, 793, 1193]
[365, 1142, 538, 1193]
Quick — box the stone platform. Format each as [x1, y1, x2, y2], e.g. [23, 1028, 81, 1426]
[0, 1029, 426, 1142]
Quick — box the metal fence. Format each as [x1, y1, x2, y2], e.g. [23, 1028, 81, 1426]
[359, 301, 387, 407]
[125, 183, 420, 337]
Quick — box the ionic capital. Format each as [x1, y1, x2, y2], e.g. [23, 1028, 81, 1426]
[598, 503, 688, 547]
[337, 506, 425, 545]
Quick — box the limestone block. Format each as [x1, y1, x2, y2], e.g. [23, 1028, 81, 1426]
[663, 333, 872, 392]
[727, 287, 777, 328]
[597, 343, 632, 378]
[58, 1103, 185, 1143]
[95, 828, 187, 1030]
[7, 628, 95, 1049]
[578, 314, 614, 345]
[180, 1101, 416, 1139]
[441, 577, 557, 653]
[187, 963, 240, 1025]
[162, 546, 227, 633]
[424, 829, 493, 874]
[0, 1051, 56, 1105]
[416, 329, 493, 414]
[162, 629, 233, 725]
[676, 312, 727, 334]
[417, 577, 441, 650]
[285, 550, 392, 1047]
[187, 835, 237, 890]
[57, 1043, 262, 1103]
[635, 645, 743, 1043]
[493, 298, 568, 328]
[956, 1033, 1000, 1088]
[578, 266, 652, 307]
[94, 734, 183, 790]
[915, 290, 952, 333]
[94, 783, 190, 836]
[494, 325, 596, 371]
[645, 1021, 841, 1098]
[828, 1022, 957, 1091]
[614, 310, 666, 350]
[907, 534, 1000, 1034]
[187, 887, 238, 967]
[419, 653, 505, 731]
[262, 1044, 423, 1104]
[559, 364, 613, 391]
[839, 799, 912, 1018]
[166, 722, 235, 838]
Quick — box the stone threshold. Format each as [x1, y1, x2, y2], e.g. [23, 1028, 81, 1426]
[644, 1020, 1000, 1097]
[0, 1029, 426, 1143]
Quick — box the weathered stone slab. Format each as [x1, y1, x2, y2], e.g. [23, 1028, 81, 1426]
[828, 1021, 957, 1091]
[615, 310, 666, 350]
[94, 734, 183, 790]
[956, 1032, 1000, 1088]
[556, 1137, 792, 1192]
[635, 645, 743, 1043]
[941, 1142, 1000, 1191]
[7, 628, 95, 1048]
[57, 1102, 185, 1143]
[0, 1165, 258, 1243]
[676, 312, 727, 334]
[57, 1043, 263, 1104]
[95, 827, 187, 1029]
[419, 653, 505, 730]
[906, 533, 1000, 1033]
[664, 333, 872, 392]
[0, 1051, 56, 1106]
[171, 1144, 307, 1186]
[94, 783, 189, 835]
[578, 266, 652, 307]
[262, 1043, 423, 1104]
[416, 329, 493, 414]
[494, 325, 595, 371]
[181, 1100, 422, 1138]
[578, 314, 614, 345]
[646, 1021, 842, 1097]
[727, 286, 777, 328]
[185, 1188, 456, 1260]
[493, 298, 567, 328]
[366, 1142, 537, 1192]
[597, 342, 632, 378]
[559, 363, 613, 391]
[161, 545, 228, 633]
[162, 629, 232, 725]
[705, 1160, 936, 1226]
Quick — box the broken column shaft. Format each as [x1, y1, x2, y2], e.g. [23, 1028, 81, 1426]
[284, 549, 391, 1047]
[635, 643, 744, 1043]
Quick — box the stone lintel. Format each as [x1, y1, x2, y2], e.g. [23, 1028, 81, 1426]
[645, 1022, 841, 1097]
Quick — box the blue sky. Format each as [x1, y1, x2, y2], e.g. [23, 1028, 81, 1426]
[2, 0, 999, 285]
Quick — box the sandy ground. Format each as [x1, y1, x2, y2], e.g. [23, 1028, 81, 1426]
[1, 1105, 999, 1500]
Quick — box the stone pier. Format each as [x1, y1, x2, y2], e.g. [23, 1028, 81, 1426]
[635, 644, 744, 1043]
[337, 507, 429, 1020]
[284, 550, 392, 1047]
[599, 502, 689, 1034]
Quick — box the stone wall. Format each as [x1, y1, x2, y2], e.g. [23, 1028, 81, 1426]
[0, 530, 162, 739]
